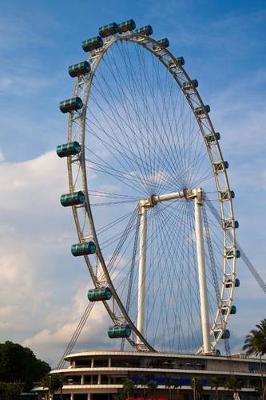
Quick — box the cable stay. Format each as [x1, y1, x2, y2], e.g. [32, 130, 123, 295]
[57, 302, 95, 370]
[206, 198, 266, 294]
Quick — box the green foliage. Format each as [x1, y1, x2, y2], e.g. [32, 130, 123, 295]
[41, 373, 64, 393]
[210, 376, 223, 389]
[242, 319, 266, 357]
[0, 341, 50, 392]
[121, 379, 135, 399]
[0, 382, 23, 400]
[191, 377, 203, 400]
[225, 376, 242, 391]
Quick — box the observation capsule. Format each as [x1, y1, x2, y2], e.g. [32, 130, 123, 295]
[87, 287, 112, 302]
[71, 241, 96, 256]
[68, 61, 91, 78]
[135, 25, 153, 36]
[213, 161, 229, 173]
[82, 36, 103, 52]
[57, 141, 81, 158]
[108, 325, 131, 339]
[195, 105, 210, 116]
[221, 305, 237, 315]
[176, 57, 185, 66]
[235, 278, 240, 287]
[225, 248, 240, 259]
[117, 19, 136, 33]
[59, 97, 83, 113]
[220, 190, 235, 201]
[99, 23, 119, 37]
[205, 132, 220, 144]
[225, 277, 240, 288]
[182, 79, 198, 90]
[157, 38, 170, 48]
[60, 191, 85, 207]
[223, 219, 239, 229]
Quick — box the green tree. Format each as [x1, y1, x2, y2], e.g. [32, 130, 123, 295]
[242, 319, 266, 397]
[224, 376, 242, 399]
[42, 373, 64, 398]
[146, 380, 157, 400]
[191, 377, 203, 400]
[0, 341, 50, 393]
[0, 382, 22, 400]
[165, 378, 175, 400]
[121, 379, 136, 399]
[210, 376, 223, 400]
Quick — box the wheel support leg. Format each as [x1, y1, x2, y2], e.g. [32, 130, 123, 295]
[194, 197, 211, 353]
[137, 205, 147, 343]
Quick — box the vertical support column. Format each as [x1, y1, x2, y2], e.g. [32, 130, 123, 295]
[194, 194, 211, 354]
[137, 204, 147, 342]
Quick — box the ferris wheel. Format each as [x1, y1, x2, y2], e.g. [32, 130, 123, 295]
[57, 20, 240, 354]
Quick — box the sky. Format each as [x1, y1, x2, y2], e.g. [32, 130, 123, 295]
[0, 0, 265, 366]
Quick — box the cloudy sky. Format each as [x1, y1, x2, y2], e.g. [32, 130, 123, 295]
[0, 0, 265, 366]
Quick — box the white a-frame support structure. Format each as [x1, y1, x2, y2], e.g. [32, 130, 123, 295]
[136, 188, 211, 353]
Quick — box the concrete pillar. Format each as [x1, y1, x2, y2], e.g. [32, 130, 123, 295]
[70, 394, 74, 400]
[81, 375, 84, 385]
[108, 357, 111, 367]
[98, 374, 101, 385]
[91, 358, 94, 368]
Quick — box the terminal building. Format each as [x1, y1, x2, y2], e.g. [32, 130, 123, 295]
[37, 350, 266, 400]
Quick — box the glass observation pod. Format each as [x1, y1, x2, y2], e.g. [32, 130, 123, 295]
[68, 61, 91, 78]
[71, 241, 96, 257]
[223, 219, 239, 229]
[108, 325, 131, 339]
[56, 141, 81, 158]
[213, 161, 229, 172]
[99, 22, 119, 38]
[225, 248, 241, 259]
[82, 36, 103, 52]
[225, 277, 240, 288]
[195, 105, 211, 115]
[205, 132, 221, 144]
[220, 190, 235, 201]
[221, 305, 237, 315]
[135, 25, 153, 36]
[87, 287, 112, 302]
[117, 19, 136, 33]
[169, 57, 185, 69]
[59, 97, 83, 113]
[182, 79, 198, 90]
[157, 38, 170, 48]
[60, 191, 85, 207]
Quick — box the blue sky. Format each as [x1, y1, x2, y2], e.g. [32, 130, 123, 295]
[0, 0, 265, 365]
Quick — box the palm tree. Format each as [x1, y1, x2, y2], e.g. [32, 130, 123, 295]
[122, 379, 136, 400]
[41, 373, 64, 400]
[147, 380, 158, 400]
[210, 376, 223, 400]
[243, 319, 266, 398]
[191, 377, 203, 400]
[224, 376, 242, 399]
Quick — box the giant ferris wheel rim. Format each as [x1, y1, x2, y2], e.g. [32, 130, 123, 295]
[64, 28, 238, 352]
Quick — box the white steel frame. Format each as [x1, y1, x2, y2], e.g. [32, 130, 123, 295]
[64, 30, 238, 353]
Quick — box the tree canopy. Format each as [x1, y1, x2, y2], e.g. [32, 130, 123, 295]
[242, 319, 266, 357]
[0, 341, 50, 390]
